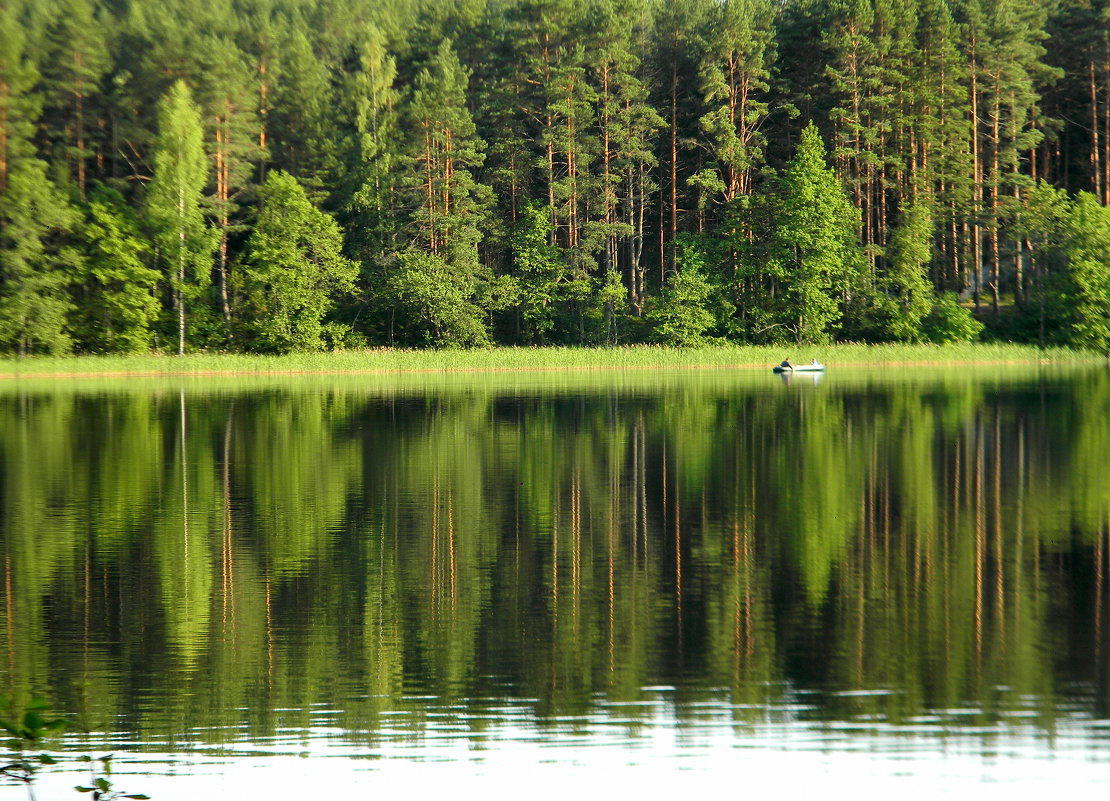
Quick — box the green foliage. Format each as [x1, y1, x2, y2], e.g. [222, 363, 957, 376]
[510, 202, 568, 343]
[921, 292, 984, 343]
[36, 0, 110, 194]
[0, 11, 81, 356]
[697, 0, 776, 201]
[383, 249, 491, 347]
[0, 158, 80, 355]
[1058, 193, 1110, 352]
[268, 24, 343, 201]
[646, 236, 718, 345]
[1, 0, 1108, 352]
[402, 39, 488, 269]
[76, 186, 160, 353]
[145, 79, 216, 355]
[773, 122, 864, 343]
[0, 697, 67, 798]
[346, 21, 401, 263]
[74, 755, 150, 800]
[241, 171, 358, 352]
[859, 201, 937, 342]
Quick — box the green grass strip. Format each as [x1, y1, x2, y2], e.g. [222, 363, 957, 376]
[0, 343, 1099, 379]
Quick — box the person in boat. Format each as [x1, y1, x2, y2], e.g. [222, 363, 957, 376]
[780, 358, 793, 369]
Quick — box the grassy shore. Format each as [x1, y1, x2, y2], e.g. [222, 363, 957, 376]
[0, 343, 1100, 379]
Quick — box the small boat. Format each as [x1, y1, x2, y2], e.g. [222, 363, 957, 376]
[772, 361, 825, 374]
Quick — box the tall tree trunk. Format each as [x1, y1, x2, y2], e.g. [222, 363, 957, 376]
[1012, 94, 1024, 306]
[1091, 59, 1102, 200]
[669, 44, 678, 271]
[424, 122, 436, 254]
[74, 50, 86, 197]
[969, 34, 982, 310]
[215, 118, 232, 342]
[258, 54, 269, 185]
[989, 73, 1001, 314]
[1103, 40, 1110, 205]
[0, 78, 9, 192]
[600, 65, 615, 275]
[175, 175, 188, 356]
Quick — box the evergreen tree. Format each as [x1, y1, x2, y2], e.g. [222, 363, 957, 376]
[696, 0, 775, 204]
[202, 30, 261, 345]
[878, 200, 935, 341]
[401, 39, 489, 270]
[267, 24, 342, 203]
[146, 79, 215, 355]
[773, 122, 864, 342]
[650, 0, 711, 267]
[241, 170, 357, 352]
[0, 160, 81, 355]
[510, 200, 568, 343]
[0, 11, 80, 355]
[36, 0, 111, 197]
[646, 235, 718, 345]
[76, 185, 160, 352]
[584, 0, 662, 302]
[346, 22, 401, 265]
[912, 0, 972, 290]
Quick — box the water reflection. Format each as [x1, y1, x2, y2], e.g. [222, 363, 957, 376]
[2, 366, 1110, 792]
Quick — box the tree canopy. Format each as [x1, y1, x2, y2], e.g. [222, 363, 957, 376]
[2, 0, 1110, 352]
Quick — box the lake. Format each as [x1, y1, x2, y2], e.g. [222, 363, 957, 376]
[2, 365, 1110, 800]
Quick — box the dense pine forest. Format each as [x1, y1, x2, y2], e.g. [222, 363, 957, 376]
[2, 0, 1110, 354]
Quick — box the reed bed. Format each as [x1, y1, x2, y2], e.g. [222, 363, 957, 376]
[0, 342, 1098, 379]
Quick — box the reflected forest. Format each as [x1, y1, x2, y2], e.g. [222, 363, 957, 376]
[3, 369, 1110, 745]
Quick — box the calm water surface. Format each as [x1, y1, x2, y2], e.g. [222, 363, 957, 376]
[3, 366, 1110, 799]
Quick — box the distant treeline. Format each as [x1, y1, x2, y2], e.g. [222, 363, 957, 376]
[3, 0, 1110, 354]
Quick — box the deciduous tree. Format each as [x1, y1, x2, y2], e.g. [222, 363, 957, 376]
[241, 170, 358, 352]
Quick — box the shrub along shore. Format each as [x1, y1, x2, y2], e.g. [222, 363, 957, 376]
[0, 344, 1100, 380]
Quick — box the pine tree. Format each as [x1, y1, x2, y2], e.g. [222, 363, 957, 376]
[774, 122, 864, 342]
[146, 79, 215, 355]
[0, 160, 81, 355]
[267, 24, 342, 203]
[880, 200, 935, 340]
[823, 0, 880, 260]
[346, 21, 401, 264]
[978, 0, 1056, 310]
[912, 0, 972, 290]
[402, 39, 489, 270]
[696, 0, 775, 204]
[0, 10, 80, 355]
[76, 185, 160, 352]
[202, 27, 261, 346]
[36, 0, 110, 197]
[650, 0, 711, 271]
[584, 0, 661, 298]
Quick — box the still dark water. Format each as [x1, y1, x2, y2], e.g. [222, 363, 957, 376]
[3, 366, 1110, 799]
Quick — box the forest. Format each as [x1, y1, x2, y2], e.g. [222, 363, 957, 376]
[3, 0, 1110, 354]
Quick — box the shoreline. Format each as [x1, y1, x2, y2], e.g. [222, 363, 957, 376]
[0, 344, 1100, 381]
